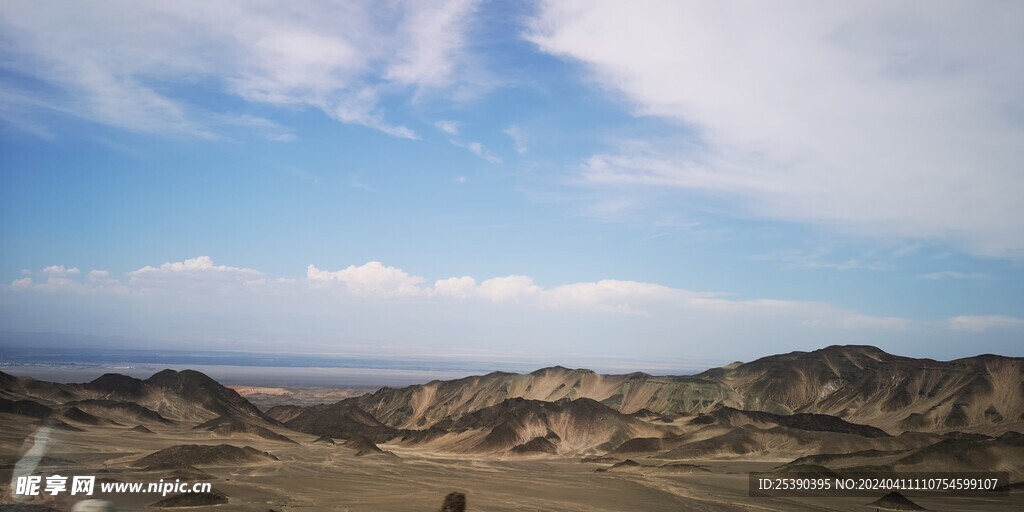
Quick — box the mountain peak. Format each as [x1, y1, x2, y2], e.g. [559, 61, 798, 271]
[530, 365, 594, 375]
[816, 344, 890, 356]
[146, 368, 218, 386]
[84, 373, 147, 396]
[144, 369, 269, 422]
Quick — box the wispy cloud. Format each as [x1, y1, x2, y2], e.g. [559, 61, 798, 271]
[916, 271, 990, 281]
[504, 125, 528, 154]
[948, 315, 1023, 332]
[754, 249, 887, 272]
[435, 121, 502, 163]
[435, 120, 460, 135]
[222, 114, 296, 142]
[526, 1, 1024, 259]
[459, 141, 502, 163]
[0, 1, 483, 139]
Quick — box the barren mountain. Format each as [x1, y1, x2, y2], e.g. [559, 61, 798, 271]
[687, 406, 889, 437]
[0, 369, 279, 427]
[284, 401, 404, 443]
[0, 396, 54, 419]
[337, 346, 1023, 436]
[399, 397, 668, 455]
[265, 404, 306, 423]
[343, 367, 736, 430]
[134, 443, 279, 469]
[343, 436, 391, 456]
[0, 369, 292, 452]
[656, 424, 941, 460]
[60, 405, 117, 426]
[775, 430, 1024, 481]
[193, 415, 297, 444]
[144, 369, 274, 423]
[64, 398, 174, 425]
[700, 345, 1024, 434]
[1, 348, 1021, 511]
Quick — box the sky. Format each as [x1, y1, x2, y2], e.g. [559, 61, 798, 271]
[0, 1, 1022, 370]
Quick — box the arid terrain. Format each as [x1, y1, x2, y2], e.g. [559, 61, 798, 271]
[1, 345, 1022, 511]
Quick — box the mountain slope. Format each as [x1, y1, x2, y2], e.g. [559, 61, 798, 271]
[701, 346, 1024, 434]
[336, 346, 1023, 435]
[402, 397, 668, 455]
[349, 367, 738, 430]
[0, 369, 279, 428]
[285, 402, 404, 443]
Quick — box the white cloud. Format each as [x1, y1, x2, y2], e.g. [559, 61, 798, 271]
[434, 118, 501, 163]
[948, 315, 1024, 332]
[504, 125, 528, 154]
[87, 270, 110, 281]
[527, 1, 1024, 258]
[307, 262, 674, 313]
[434, 273, 693, 314]
[42, 265, 79, 276]
[916, 271, 989, 281]
[688, 297, 909, 331]
[13, 275, 82, 292]
[385, 0, 480, 89]
[754, 248, 887, 272]
[223, 114, 296, 142]
[467, 142, 501, 163]
[0, 1, 483, 138]
[432, 276, 478, 299]
[127, 256, 265, 289]
[8, 257, 913, 332]
[477, 275, 542, 303]
[541, 280, 687, 315]
[435, 120, 460, 135]
[450, 140, 501, 163]
[129, 256, 255, 275]
[10, 256, 969, 361]
[307, 261, 425, 298]
[10, 277, 33, 290]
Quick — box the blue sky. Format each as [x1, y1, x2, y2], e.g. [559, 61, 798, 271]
[1, 1, 1022, 369]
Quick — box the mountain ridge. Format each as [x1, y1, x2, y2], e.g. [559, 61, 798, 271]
[300, 345, 1024, 436]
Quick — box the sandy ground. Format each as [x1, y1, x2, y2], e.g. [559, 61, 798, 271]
[1, 418, 1020, 511]
[229, 386, 379, 409]
[4, 417, 1019, 509]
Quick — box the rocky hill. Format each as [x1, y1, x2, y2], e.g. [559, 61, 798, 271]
[296, 346, 1023, 436]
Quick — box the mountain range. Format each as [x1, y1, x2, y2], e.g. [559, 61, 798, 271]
[2, 345, 1022, 476]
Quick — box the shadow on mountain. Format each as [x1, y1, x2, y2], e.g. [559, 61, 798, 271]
[193, 415, 297, 444]
[312, 434, 336, 444]
[688, 406, 889, 437]
[408, 397, 665, 455]
[776, 430, 1024, 478]
[134, 444, 278, 469]
[343, 436, 395, 457]
[0, 397, 54, 418]
[65, 398, 174, 425]
[511, 435, 558, 454]
[285, 402, 402, 444]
